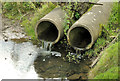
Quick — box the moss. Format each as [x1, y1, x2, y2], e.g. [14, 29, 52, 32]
[88, 41, 119, 79]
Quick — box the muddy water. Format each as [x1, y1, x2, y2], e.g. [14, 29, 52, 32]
[34, 55, 91, 79]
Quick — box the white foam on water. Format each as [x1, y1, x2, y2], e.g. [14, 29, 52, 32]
[42, 41, 53, 51]
[0, 39, 62, 80]
[41, 41, 61, 57]
[0, 40, 39, 79]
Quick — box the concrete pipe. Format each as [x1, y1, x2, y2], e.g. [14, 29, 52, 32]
[67, 0, 113, 50]
[35, 7, 65, 44]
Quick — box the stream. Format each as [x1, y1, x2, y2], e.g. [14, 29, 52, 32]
[0, 18, 92, 80]
[0, 39, 91, 79]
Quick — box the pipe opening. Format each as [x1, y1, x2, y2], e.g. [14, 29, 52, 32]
[37, 21, 58, 42]
[69, 27, 91, 48]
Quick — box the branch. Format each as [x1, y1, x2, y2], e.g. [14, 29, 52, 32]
[86, 2, 103, 5]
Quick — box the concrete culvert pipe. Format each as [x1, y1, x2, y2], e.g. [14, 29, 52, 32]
[67, 0, 113, 50]
[35, 7, 66, 44]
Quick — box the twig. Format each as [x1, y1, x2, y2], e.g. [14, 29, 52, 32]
[86, 2, 103, 5]
[90, 33, 120, 68]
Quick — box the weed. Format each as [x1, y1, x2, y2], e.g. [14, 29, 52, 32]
[62, 2, 90, 36]
[2, 2, 36, 16]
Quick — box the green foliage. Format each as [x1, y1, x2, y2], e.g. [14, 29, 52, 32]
[118, 2, 120, 27]
[74, 12, 80, 19]
[108, 2, 119, 30]
[88, 42, 119, 79]
[2, 2, 38, 20]
[94, 67, 119, 79]
[3, 2, 36, 15]
[62, 2, 90, 36]
[63, 3, 74, 36]
[66, 52, 81, 64]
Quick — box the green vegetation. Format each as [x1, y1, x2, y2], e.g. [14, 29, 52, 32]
[88, 41, 119, 79]
[62, 2, 90, 35]
[118, 2, 120, 27]
[3, 2, 36, 19]
[94, 67, 119, 79]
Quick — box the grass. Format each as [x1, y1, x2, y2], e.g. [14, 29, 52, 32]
[88, 41, 119, 79]
[94, 67, 119, 79]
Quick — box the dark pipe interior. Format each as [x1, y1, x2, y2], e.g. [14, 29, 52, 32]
[69, 27, 91, 48]
[37, 21, 58, 42]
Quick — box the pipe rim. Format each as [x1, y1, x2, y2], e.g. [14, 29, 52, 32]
[35, 18, 61, 44]
[67, 24, 94, 50]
